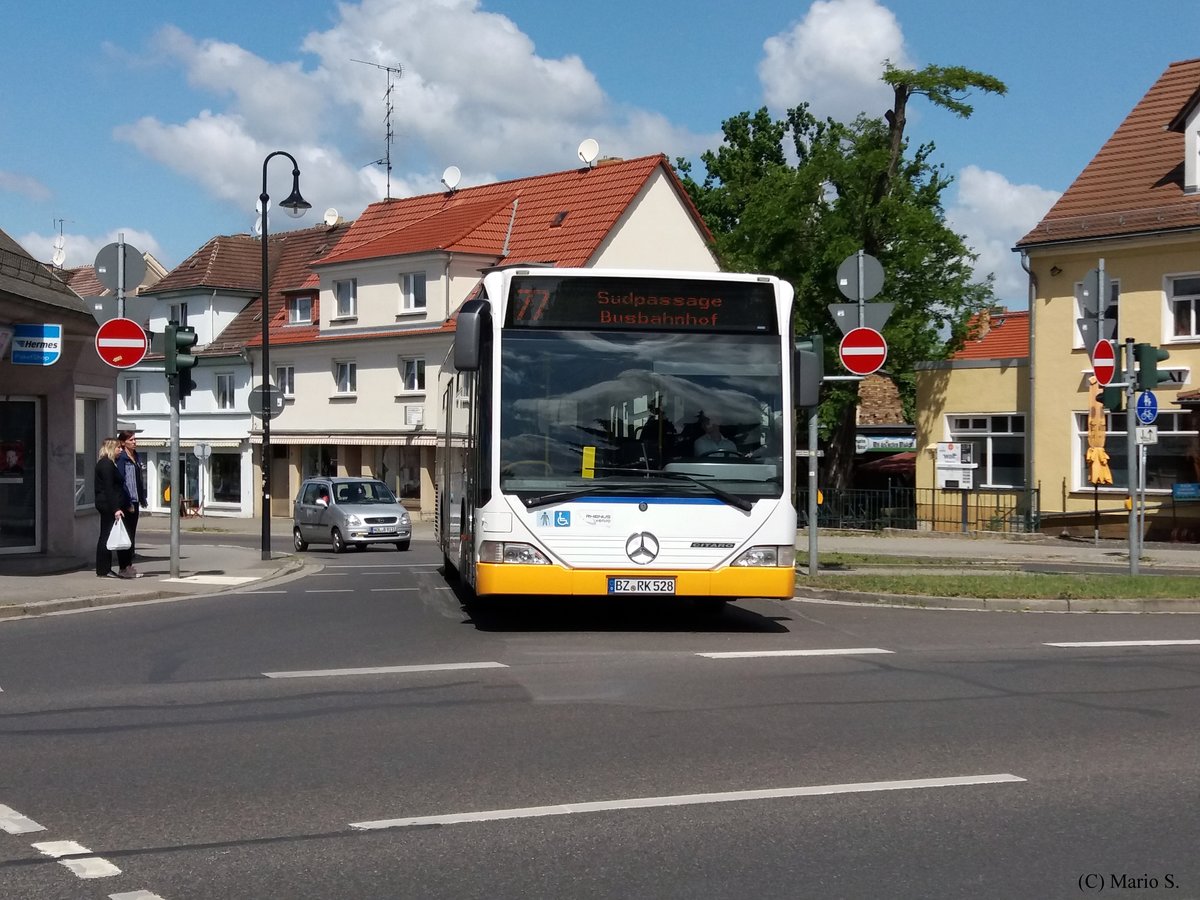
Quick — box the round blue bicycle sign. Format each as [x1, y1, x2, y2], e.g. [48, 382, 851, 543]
[1136, 391, 1158, 425]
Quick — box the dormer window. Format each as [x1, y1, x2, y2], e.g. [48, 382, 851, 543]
[288, 295, 312, 324]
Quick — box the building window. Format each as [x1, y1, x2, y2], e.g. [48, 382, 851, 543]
[334, 360, 357, 395]
[275, 365, 295, 397]
[216, 373, 235, 410]
[333, 278, 357, 319]
[123, 377, 141, 412]
[170, 302, 189, 326]
[1075, 410, 1197, 491]
[1073, 277, 1119, 349]
[210, 452, 241, 503]
[947, 414, 1025, 487]
[1170, 275, 1200, 338]
[399, 272, 426, 313]
[288, 296, 312, 324]
[401, 357, 426, 393]
[75, 395, 105, 508]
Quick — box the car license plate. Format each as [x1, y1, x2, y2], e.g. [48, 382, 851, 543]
[607, 577, 675, 594]
[369, 526, 397, 535]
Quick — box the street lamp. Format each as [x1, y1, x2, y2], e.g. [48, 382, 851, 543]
[260, 150, 311, 560]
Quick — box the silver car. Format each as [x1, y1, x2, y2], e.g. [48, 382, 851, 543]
[293, 477, 412, 552]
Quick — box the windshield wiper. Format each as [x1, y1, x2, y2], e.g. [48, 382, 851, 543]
[577, 466, 754, 512]
[520, 483, 636, 509]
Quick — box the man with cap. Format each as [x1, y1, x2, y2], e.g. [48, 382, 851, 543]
[115, 430, 147, 578]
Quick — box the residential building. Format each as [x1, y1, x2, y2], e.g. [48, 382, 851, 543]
[920, 58, 1200, 537]
[122, 153, 718, 520]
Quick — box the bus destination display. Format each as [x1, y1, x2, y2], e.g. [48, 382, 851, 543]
[505, 275, 778, 334]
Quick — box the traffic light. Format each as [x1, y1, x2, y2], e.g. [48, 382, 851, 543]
[1134, 342, 1171, 391]
[1101, 386, 1124, 412]
[795, 335, 823, 408]
[165, 321, 198, 398]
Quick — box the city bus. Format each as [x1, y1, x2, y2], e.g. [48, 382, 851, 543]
[437, 266, 818, 608]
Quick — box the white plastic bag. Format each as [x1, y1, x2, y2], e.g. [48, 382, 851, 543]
[107, 518, 132, 552]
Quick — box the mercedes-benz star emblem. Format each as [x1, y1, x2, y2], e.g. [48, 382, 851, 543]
[625, 531, 660, 565]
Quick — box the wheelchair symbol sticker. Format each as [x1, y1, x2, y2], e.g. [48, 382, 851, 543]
[555, 511, 571, 527]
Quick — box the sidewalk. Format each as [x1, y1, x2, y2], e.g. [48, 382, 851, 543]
[0, 517, 309, 622]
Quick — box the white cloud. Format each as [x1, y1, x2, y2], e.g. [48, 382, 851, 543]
[19, 227, 163, 272]
[107, 0, 712, 246]
[946, 165, 1061, 308]
[758, 0, 912, 121]
[0, 170, 52, 202]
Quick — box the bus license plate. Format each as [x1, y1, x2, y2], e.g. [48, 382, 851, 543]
[607, 577, 676, 594]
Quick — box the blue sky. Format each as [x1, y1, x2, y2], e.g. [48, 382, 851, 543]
[4, 0, 1200, 308]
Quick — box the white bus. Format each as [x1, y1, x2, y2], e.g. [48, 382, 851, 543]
[437, 266, 818, 609]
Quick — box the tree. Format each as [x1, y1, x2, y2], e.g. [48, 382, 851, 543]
[677, 64, 1006, 489]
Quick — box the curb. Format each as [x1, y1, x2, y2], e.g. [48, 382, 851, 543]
[0, 556, 309, 622]
[796, 586, 1200, 614]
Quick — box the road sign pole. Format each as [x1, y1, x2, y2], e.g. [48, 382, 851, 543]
[1124, 337, 1138, 575]
[169, 374, 181, 578]
[856, 250, 865, 328]
[808, 407, 819, 576]
[117, 233, 126, 320]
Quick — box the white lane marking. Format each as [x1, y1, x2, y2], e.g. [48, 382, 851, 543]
[321, 563, 440, 569]
[350, 773, 1026, 830]
[697, 648, 893, 659]
[0, 805, 45, 834]
[263, 661, 508, 679]
[1046, 639, 1200, 648]
[32, 841, 122, 879]
[160, 575, 258, 585]
[235, 590, 287, 595]
[305, 589, 354, 594]
[370, 587, 419, 592]
[111, 892, 169, 900]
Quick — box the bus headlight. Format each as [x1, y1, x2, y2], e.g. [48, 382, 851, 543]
[480, 541, 551, 565]
[731, 546, 795, 567]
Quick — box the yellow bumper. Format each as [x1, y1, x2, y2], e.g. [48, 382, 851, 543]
[475, 563, 795, 599]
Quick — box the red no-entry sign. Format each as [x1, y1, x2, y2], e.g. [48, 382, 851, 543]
[1091, 339, 1115, 386]
[95, 317, 148, 369]
[839, 326, 888, 376]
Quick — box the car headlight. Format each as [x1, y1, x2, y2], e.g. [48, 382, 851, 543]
[731, 546, 795, 567]
[480, 541, 551, 564]
[345, 514, 363, 527]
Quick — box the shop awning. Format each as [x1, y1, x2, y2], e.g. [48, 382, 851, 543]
[248, 433, 443, 446]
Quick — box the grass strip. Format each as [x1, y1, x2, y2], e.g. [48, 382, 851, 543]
[796, 572, 1200, 600]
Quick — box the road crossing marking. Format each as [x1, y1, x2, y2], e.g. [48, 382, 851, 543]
[349, 773, 1026, 830]
[263, 661, 508, 679]
[32, 840, 121, 879]
[110, 892, 169, 900]
[697, 648, 893, 659]
[1046, 639, 1200, 648]
[0, 804, 45, 834]
[161, 575, 258, 585]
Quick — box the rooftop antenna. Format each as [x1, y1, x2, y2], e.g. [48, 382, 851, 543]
[352, 58, 404, 199]
[51, 218, 69, 268]
[441, 165, 461, 193]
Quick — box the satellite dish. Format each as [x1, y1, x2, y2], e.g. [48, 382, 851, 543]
[578, 138, 600, 167]
[256, 198, 271, 215]
[53, 234, 65, 250]
[323, 208, 340, 226]
[253, 216, 264, 236]
[441, 165, 461, 191]
[51, 247, 66, 267]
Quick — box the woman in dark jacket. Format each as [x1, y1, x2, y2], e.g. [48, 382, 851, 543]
[94, 438, 127, 578]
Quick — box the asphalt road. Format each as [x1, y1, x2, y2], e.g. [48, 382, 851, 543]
[1, 537, 1198, 899]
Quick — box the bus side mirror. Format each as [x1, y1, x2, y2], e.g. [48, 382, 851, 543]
[454, 298, 491, 371]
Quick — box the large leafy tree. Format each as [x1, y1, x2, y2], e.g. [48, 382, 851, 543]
[677, 64, 1006, 489]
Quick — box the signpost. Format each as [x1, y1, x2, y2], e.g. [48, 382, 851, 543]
[838, 326, 888, 376]
[248, 384, 286, 420]
[95, 317, 149, 369]
[1136, 390, 1158, 425]
[1091, 339, 1115, 386]
[192, 442, 212, 525]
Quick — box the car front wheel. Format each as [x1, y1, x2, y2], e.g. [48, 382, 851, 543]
[395, 540, 410, 551]
[293, 528, 308, 552]
[331, 527, 346, 554]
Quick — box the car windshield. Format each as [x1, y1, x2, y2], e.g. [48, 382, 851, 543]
[499, 330, 784, 502]
[333, 481, 396, 504]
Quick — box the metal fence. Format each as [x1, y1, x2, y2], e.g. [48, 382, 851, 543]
[799, 487, 1040, 535]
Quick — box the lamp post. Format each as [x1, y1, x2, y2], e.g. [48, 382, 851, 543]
[259, 150, 311, 560]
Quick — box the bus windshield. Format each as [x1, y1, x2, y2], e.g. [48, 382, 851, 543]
[499, 330, 784, 502]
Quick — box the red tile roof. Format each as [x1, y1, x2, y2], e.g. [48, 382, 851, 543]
[952, 309, 1029, 360]
[1018, 58, 1200, 247]
[60, 266, 106, 297]
[316, 154, 711, 268]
